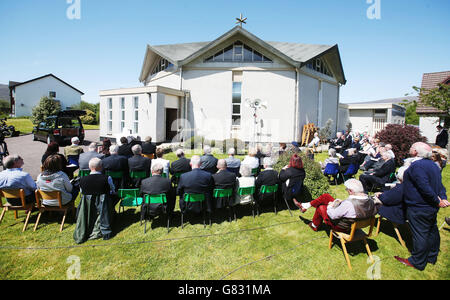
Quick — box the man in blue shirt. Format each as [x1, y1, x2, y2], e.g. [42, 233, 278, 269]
[0, 155, 37, 205]
[395, 142, 449, 270]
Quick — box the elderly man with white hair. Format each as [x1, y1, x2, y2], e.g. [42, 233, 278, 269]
[254, 157, 280, 205]
[299, 179, 377, 232]
[64, 136, 84, 166]
[394, 142, 449, 271]
[169, 149, 191, 182]
[225, 148, 241, 175]
[177, 155, 214, 215]
[79, 142, 104, 170]
[128, 144, 151, 177]
[200, 145, 218, 174]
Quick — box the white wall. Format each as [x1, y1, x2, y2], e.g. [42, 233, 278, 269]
[348, 109, 373, 134]
[298, 73, 319, 136]
[13, 76, 82, 117]
[419, 116, 440, 144]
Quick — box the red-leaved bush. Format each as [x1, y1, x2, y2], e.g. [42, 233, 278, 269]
[376, 124, 427, 166]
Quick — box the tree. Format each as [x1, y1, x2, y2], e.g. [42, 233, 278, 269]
[31, 96, 61, 125]
[413, 83, 450, 126]
[72, 101, 99, 124]
[319, 119, 333, 143]
[400, 99, 420, 125]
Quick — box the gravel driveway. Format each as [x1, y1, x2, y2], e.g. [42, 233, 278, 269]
[4, 130, 100, 180]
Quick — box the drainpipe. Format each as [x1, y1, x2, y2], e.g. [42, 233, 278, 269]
[294, 68, 300, 142]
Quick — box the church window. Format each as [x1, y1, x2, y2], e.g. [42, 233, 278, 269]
[107, 98, 112, 133]
[232, 71, 243, 126]
[205, 41, 272, 63]
[151, 58, 174, 76]
[120, 97, 125, 132]
[306, 58, 333, 77]
[134, 96, 139, 134]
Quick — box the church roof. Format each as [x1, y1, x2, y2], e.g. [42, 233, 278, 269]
[140, 26, 346, 84]
[416, 71, 450, 115]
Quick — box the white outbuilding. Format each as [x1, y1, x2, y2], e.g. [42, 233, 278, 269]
[99, 26, 346, 144]
[9, 74, 84, 117]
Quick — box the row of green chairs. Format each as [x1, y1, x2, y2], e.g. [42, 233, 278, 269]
[79, 170, 172, 180]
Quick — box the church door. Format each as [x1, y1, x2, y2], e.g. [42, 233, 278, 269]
[166, 108, 178, 142]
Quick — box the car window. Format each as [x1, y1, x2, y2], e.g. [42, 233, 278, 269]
[58, 117, 81, 128]
[39, 122, 46, 129]
[45, 119, 55, 128]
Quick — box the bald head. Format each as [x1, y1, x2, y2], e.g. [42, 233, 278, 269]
[217, 159, 227, 170]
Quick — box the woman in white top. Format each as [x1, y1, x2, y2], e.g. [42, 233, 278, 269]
[320, 148, 340, 169]
[234, 165, 255, 206]
[151, 148, 170, 178]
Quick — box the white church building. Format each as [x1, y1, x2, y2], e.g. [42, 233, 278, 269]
[99, 26, 346, 144]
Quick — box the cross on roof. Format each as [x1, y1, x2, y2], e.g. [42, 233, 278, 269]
[235, 14, 247, 27]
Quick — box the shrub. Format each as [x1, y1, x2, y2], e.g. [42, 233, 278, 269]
[376, 124, 427, 166]
[221, 138, 245, 155]
[183, 136, 215, 150]
[274, 150, 331, 202]
[80, 109, 96, 125]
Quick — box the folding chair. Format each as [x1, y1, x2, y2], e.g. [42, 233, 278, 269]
[78, 169, 90, 177]
[213, 188, 236, 222]
[171, 172, 183, 188]
[375, 215, 406, 248]
[106, 170, 124, 190]
[118, 189, 143, 214]
[238, 186, 258, 218]
[259, 184, 279, 214]
[323, 163, 339, 185]
[34, 190, 76, 232]
[181, 193, 210, 229]
[0, 189, 34, 232]
[142, 194, 170, 233]
[329, 217, 376, 270]
[251, 168, 259, 176]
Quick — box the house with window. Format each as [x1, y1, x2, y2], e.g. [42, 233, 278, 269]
[8, 74, 84, 117]
[416, 71, 450, 143]
[99, 26, 346, 144]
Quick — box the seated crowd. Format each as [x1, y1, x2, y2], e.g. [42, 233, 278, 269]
[0, 133, 448, 272]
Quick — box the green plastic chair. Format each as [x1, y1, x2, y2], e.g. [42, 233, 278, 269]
[260, 184, 279, 214]
[251, 168, 259, 176]
[130, 171, 148, 179]
[213, 188, 236, 222]
[181, 193, 210, 229]
[142, 194, 170, 233]
[78, 169, 90, 177]
[171, 172, 183, 187]
[238, 186, 258, 218]
[118, 189, 143, 214]
[106, 171, 124, 179]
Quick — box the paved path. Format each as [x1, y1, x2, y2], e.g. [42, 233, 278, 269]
[4, 130, 100, 180]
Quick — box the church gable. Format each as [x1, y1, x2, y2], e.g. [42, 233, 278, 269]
[204, 40, 273, 63]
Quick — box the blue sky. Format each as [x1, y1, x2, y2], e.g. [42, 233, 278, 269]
[1, 0, 449, 104]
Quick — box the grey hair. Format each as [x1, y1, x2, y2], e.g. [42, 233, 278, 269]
[203, 145, 211, 155]
[71, 137, 80, 144]
[328, 148, 337, 157]
[217, 159, 227, 169]
[190, 155, 201, 167]
[228, 148, 236, 155]
[3, 155, 21, 169]
[110, 145, 119, 154]
[151, 163, 164, 175]
[412, 142, 432, 159]
[248, 147, 257, 157]
[88, 142, 97, 151]
[144, 136, 152, 143]
[344, 179, 364, 194]
[89, 157, 103, 171]
[396, 166, 408, 182]
[132, 144, 142, 155]
[240, 165, 252, 177]
[176, 149, 185, 158]
[263, 157, 273, 167]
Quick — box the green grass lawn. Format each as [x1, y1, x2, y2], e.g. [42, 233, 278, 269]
[0, 152, 448, 280]
[5, 119, 99, 136]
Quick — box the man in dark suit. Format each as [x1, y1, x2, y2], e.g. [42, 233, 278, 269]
[118, 137, 133, 158]
[359, 151, 395, 193]
[200, 145, 218, 174]
[140, 162, 176, 217]
[254, 157, 280, 206]
[128, 145, 151, 176]
[101, 145, 129, 189]
[142, 136, 157, 157]
[394, 142, 449, 270]
[436, 125, 448, 149]
[177, 155, 214, 214]
[212, 159, 237, 209]
[170, 149, 191, 186]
